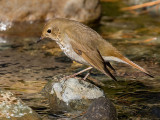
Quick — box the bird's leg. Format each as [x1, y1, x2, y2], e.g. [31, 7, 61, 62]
[70, 66, 93, 78]
[83, 69, 92, 80]
[66, 67, 93, 79]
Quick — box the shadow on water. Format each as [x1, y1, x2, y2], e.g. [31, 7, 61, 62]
[0, 1, 160, 120]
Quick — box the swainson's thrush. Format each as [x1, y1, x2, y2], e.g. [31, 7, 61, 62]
[40, 18, 153, 81]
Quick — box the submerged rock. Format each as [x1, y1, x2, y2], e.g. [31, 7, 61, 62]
[0, 89, 41, 120]
[150, 106, 160, 119]
[0, 0, 101, 24]
[82, 97, 117, 120]
[42, 74, 105, 114]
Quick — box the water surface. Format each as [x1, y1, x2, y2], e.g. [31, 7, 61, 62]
[0, 1, 160, 119]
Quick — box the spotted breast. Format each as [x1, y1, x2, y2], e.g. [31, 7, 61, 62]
[56, 40, 88, 65]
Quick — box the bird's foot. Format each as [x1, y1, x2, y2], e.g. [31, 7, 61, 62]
[63, 74, 75, 81]
[83, 72, 90, 81]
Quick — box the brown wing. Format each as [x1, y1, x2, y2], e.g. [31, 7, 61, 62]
[71, 41, 117, 81]
[65, 25, 117, 81]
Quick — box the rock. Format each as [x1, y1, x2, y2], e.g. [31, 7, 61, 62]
[150, 106, 160, 118]
[82, 97, 117, 120]
[0, 0, 101, 24]
[42, 74, 105, 114]
[0, 89, 41, 120]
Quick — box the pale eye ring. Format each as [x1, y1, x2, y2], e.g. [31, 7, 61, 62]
[47, 29, 51, 33]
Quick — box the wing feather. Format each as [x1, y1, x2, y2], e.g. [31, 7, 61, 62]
[65, 25, 117, 81]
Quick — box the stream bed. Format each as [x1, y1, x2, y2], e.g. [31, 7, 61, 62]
[0, 1, 160, 120]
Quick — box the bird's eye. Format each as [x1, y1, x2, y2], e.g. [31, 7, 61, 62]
[47, 29, 51, 33]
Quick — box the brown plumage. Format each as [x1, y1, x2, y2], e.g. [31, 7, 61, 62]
[40, 18, 153, 81]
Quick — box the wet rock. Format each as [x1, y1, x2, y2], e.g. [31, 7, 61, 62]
[0, 89, 41, 120]
[82, 97, 117, 120]
[150, 106, 160, 118]
[0, 0, 101, 24]
[42, 74, 105, 114]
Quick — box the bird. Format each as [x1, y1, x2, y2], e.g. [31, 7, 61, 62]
[39, 18, 153, 81]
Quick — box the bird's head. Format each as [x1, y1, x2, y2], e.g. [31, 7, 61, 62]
[40, 19, 62, 42]
[38, 18, 75, 43]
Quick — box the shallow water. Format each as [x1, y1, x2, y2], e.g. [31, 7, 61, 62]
[0, 1, 160, 120]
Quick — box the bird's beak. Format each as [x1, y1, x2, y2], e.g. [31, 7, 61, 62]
[37, 36, 44, 43]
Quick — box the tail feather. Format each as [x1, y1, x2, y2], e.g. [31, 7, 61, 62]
[103, 67, 117, 82]
[105, 61, 116, 72]
[121, 57, 154, 78]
